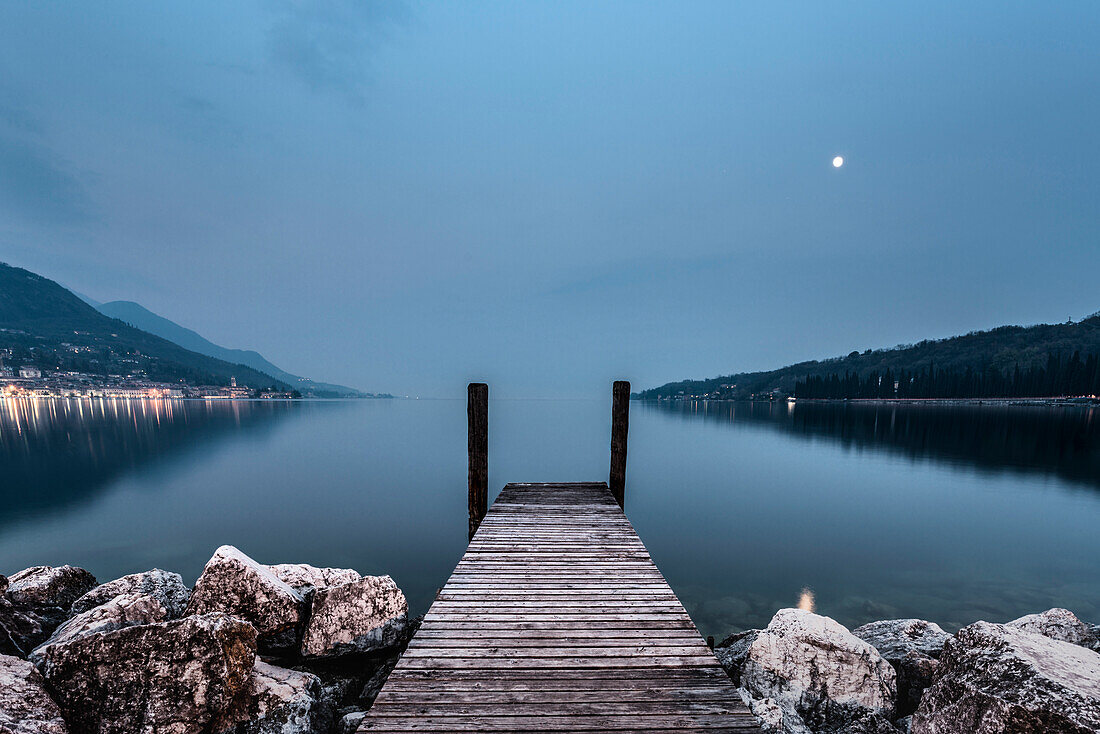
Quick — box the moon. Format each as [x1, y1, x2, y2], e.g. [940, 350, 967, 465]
[832, 156, 844, 168]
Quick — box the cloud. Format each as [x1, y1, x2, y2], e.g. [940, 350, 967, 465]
[264, 0, 409, 101]
[0, 109, 92, 226]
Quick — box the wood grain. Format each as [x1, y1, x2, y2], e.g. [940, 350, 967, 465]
[359, 482, 760, 733]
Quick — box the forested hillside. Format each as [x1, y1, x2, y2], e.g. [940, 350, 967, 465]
[0, 263, 290, 389]
[639, 313, 1100, 400]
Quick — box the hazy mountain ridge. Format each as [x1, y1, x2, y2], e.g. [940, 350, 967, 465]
[0, 262, 291, 390]
[639, 313, 1100, 400]
[93, 301, 364, 398]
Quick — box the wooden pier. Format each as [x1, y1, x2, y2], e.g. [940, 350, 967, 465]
[360, 482, 760, 731]
[359, 383, 760, 732]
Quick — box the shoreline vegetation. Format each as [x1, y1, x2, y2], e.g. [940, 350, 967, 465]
[641, 395, 1099, 406]
[3, 550, 1099, 733]
[638, 312, 1100, 403]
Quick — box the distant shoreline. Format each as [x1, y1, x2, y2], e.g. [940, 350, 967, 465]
[641, 396, 1099, 407]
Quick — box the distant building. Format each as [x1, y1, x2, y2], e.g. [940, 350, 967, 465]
[19, 366, 41, 379]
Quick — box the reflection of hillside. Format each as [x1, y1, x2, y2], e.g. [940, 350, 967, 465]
[643, 400, 1100, 490]
[0, 398, 297, 527]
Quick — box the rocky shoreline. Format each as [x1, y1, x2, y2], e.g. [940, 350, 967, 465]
[716, 607, 1100, 733]
[1, 547, 414, 733]
[3, 549, 1099, 734]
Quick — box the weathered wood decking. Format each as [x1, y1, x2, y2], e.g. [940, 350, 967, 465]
[360, 482, 761, 733]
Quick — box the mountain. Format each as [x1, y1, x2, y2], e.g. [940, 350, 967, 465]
[94, 301, 363, 397]
[0, 262, 291, 389]
[638, 313, 1100, 400]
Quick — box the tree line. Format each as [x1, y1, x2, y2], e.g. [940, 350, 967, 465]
[794, 351, 1100, 400]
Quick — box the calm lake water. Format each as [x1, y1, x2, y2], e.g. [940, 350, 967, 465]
[1, 397, 1098, 639]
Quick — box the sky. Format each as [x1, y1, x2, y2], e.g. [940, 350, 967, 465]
[1, 2, 1098, 397]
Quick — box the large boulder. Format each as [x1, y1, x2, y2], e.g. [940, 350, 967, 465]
[0, 597, 55, 657]
[267, 564, 361, 595]
[852, 620, 950, 660]
[220, 661, 329, 734]
[6, 565, 97, 610]
[30, 592, 169, 663]
[338, 711, 366, 734]
[359, 655, 400, 708]
[853, 619, 950, 718]
[34, 612, 257, 734]
[301, 576, 408, 658]
[911, 621, 1100, 733]
[71, 569, 189, 618]
[835, 711, 903, 733]
[1006, 608, 1099, 652]
[0, 653, 68, 733]
[2, 566, 98, 654]
[716, 609, 897, 733]
[187, 546, 305, 650]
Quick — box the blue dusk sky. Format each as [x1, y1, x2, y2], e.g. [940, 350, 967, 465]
[1, 2, 1098, 397]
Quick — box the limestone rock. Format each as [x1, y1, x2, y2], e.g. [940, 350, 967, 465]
[30, 592, 169, 663]
[6, 565, 97, 610]
[338, 711, 367, 734]
[892, 651, 939, 719]
[1006, 608, 1098, 651]
[359, 656, 400, 708]
[71, 568, 189, 617]
[736, 687, 788, 731]
[911, 621, 1100, 734]
[852, 619, 950, 660]
[835, 711, 903, 733]
[0, 653, 68, 733]
[187, 545, 305, 649]
[301, 575, 407, 657]
[716, 609, 897, 733]
[221, 661, 327, 734]
[267, 563, 361, 594]
[35, 612, 256, 734]
[852, 619, 948, 718]
[0, 597, 54, 657]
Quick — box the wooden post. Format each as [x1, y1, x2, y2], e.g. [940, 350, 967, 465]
[467, 383, 488, 540]
[610, 380, 630, 507]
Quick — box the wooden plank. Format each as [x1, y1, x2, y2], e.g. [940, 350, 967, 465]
[358, 482, 759, 733]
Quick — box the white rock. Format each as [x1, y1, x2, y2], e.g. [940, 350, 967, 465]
[34, 613, 256, 734]
[851, 619, 949, 718]
[267, 563, 361, 594]
[911, 621, 1100, 734]
[223, 661, 327, 734]
[1006, 607, 1097, 650]
[716, 609, 896, 733]
[301, 575, 408, 657]
[736, 687, 794, 732]
[71, 568, 189, 617]
[0, 653, 68, 733]
[187, 546, 305, 649]
[30, 592, 169, 663]
[6, 565, 96, 610]
[852, 619, 950, 660]
[338, 710, 367, 734]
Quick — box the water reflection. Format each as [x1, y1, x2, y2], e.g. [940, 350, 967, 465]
[644, 400, 1100, 491]
[0, 398, 295, 527]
